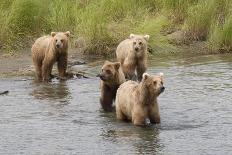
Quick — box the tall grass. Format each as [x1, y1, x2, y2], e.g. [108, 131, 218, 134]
[162, 0, 198, 23]
[184, 0, 216, 40]
[0, 0, 231, 54]
[209, 15, 232, 51]
[184, 0, 232, 51]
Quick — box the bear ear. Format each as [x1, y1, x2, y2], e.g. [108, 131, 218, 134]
[65, 31, 70, 37]
[130, 34, 135, 39]
[142, 73, 149, 80]
[144, 35, 150, 41]
[104, 60, 110, 64]
[114, 62, 121, 70]
[159, 72, 164, 77]
[51, 32, 56, 37]
[159, 72, 164, 80]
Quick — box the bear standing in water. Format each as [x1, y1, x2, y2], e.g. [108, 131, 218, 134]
[116, 34, 150, 81]
[98, 61, 125, 112]
[115, 73, 165, 125]
[31, 31, 70, 82]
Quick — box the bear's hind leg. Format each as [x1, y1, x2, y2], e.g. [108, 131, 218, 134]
[100, 88, 114, 112]
[132, 107, 147, 125]
[57, 54, 68, 80]
[33, 61, 42, 81]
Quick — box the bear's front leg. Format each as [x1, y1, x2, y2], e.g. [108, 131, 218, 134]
[116, 105, 127, 121]
[123, 59, 136, 81]
[132, 107, 147, 126]
[100, 86, 114, 112]
[136, 59, 147, 81]
[148, 103, 160, 124]
[58, 54, 68, 80]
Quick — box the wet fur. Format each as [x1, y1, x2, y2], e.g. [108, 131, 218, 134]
[115, 73, 164, 125]
[99, 61, 126, 112]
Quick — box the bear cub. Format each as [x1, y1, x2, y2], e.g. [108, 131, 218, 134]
[115, 72, 165, 125]
[98, 61, 125, 112]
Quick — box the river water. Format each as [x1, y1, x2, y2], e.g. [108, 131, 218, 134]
[0, 53, 232, 154]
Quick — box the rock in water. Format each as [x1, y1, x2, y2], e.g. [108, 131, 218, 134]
[0, 91, 9, 95]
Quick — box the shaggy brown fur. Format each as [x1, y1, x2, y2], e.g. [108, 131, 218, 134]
[31, 31, 70, 82]
[98, 61, 126, 112]
[115, 73, 165, 125]
[116, 34, 150, 81]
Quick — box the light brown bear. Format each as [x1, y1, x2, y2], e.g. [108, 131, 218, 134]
[31, 31, 70, 82]
[116, 34, 150, 81]
[98, 61, 126, 112]
[115, 72, 165, 125]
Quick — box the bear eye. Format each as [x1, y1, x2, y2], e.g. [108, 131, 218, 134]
[61, 39, 64, 43]
[153, 81, 157, 85]
[161, 81, 163, 85]
[55, 39, 58, 42]
[139, 42, 142, 45]
[133, 42, 136, 45]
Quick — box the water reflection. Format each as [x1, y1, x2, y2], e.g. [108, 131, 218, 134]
[101, 120, 163, 154]
[133, 127, 162, 154]
[30, 80, 71, 105]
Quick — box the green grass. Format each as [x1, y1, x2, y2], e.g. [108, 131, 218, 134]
[209, 14, 232, 51]
[0, 0, 232, 54]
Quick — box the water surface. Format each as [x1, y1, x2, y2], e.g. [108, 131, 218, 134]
[0, 54, 232, 154]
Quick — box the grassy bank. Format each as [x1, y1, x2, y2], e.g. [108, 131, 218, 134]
[0, 0, 231, 54]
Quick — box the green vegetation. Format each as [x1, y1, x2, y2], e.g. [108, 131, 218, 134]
[0, 0, 231, 54]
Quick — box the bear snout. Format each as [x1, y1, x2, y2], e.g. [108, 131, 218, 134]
[161, 86, 165, 93]
[56, 44, 60, 48]
[98, 74, 107, 81]
[135, 47, 139, 51]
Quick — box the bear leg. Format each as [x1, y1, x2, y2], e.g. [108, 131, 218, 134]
[100, 88, 114, 112]
[42, 59, 54, 82]
[57, 54, 68, 79]
[123, 58, 136, 80]
[34, 62, 42, 81]
[136, 60, 147, 81]
[132, 115, 146, 126]
[132, 107, 146, 126]
[116, 107, 127, 121]
[148, 105, 160, 124]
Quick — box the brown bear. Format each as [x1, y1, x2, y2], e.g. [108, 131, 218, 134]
[115, 72, 165, 125]
[31, 31, 70, 82]
[116, 34, 150, 81]
[98, 60, 126, 112]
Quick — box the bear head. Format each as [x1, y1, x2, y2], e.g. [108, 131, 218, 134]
[98, 61, 121, 84]
[141, 72, 165, 97]
[130, 34, 150, 57]
[51, 31, 70, 51]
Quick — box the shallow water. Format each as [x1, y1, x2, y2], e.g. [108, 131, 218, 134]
[0, 53, 232, 154]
